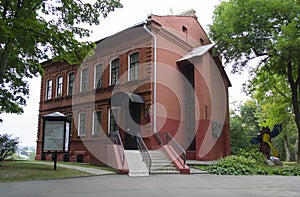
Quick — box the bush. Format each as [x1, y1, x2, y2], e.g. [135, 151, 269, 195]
[208, 155, 257, 175]
[236, 149, 266, 164]
[207, 149, 266, 175]
[207, 149, 300, 176]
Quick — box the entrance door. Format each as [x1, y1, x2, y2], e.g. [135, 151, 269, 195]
[181, 65, 196, 151]
[124, 102, 141, 150]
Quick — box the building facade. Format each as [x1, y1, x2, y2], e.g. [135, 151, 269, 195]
[36, 10, 231, 167]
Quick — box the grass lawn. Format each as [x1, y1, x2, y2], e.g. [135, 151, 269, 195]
[0, 161, 93, 182]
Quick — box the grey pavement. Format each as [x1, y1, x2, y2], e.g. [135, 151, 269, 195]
[1, 174, 300, 197]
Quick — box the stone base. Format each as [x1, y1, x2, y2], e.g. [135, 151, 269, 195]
[266, 157, 283, 166]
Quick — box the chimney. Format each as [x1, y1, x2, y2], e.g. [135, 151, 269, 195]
[177, 9, 196, 17]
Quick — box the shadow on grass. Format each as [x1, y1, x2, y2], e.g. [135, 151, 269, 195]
[0, 161, 93, 182]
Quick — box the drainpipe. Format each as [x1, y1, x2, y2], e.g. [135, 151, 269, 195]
[143, 23, 157, 134]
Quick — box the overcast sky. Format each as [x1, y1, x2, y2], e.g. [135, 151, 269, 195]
[0, 0, 248, 147]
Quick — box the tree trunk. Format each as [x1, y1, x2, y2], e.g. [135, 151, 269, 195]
[0, 53, 8, 83]
[283, 134, 291, 162]
[287, 61, 300, 163]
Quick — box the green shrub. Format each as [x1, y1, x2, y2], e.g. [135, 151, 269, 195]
[236, 149, 266, 165]
[207, 155, 255, 175]
[207, 149, 266, 175]
[207, 149, 300, 176]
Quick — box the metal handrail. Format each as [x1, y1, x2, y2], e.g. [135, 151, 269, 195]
[159, 132, 186, 167]
[153, 131, 163, 146]
[136, 132, 152, 171]
[110, 131, 126, 168]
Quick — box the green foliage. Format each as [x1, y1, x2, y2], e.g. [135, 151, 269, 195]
[230, 100, 260, 154]
[208, 156, 253, 175]
[210, 0, 300, 162]
[208, 149, 266, 175]
[0, 0, 122, 115]
[247, 69, 297, 161]
[207, 149, 300, 176]
[0, 134, 19, 162]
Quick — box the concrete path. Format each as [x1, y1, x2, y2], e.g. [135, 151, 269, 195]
[189, 167, 210, 174]
[28, 162, 116, 175]
[124, 150, 149, 177]
[1, 174, 300, 197]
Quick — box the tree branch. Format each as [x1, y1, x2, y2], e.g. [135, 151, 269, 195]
[2, 0, 9, 18]
[273, 85, 289, 99]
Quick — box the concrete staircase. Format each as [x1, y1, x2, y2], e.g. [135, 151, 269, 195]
[149, 150, 179, 174]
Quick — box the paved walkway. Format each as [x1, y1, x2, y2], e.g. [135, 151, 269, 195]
[28, 162, 116, 175]
[2, 174, 300, 197]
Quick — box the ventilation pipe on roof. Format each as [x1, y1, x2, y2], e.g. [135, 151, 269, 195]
[143, 24, 157, 134]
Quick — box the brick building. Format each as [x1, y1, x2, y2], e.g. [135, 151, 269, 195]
[36, 10, 231, 172]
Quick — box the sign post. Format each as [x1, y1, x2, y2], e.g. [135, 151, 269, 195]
[42, 112, 71, 170]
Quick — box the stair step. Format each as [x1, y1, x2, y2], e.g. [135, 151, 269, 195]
[151, 168, 178, 171]
[148, 149, 179, 174]
[150, 170, 180, 174]
[152, 160, 171, 163]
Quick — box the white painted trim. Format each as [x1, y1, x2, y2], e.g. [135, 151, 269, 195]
[143, 24, 157, 133]
[92, 110, 101, 136]
[45, 79, 52, 100]
[78, 112, 86, 136]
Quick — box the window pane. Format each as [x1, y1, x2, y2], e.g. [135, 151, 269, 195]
[81, 69, 88, 92]
[95, 64, 103, 88]
[68, 73, 74, 95]
[56, 76, 63, 97]
[109, 109, 118, 135]
[111, 59, 119, 85]
[79, 113, 86, 136]
[46, 80, 52, 100]
[130, 53, 139, 80]
[93, 111, 101, 136]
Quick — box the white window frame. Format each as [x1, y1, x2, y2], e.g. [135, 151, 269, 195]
[110, 58, 120, 86]
[94, 64, 103, 89]
[108, 108, 119, 135]
[67, 72, 75, 95]
[92, 110, 102, 136]
[56, 76, 63, 98]
[78, 112, 87, 136]
[128, 52, 139, 81]
[80, 68, 89, 92]
[45, 79, 52, 100]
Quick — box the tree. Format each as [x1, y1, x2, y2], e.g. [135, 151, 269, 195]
[248, 70, 297, 161]
[0, 133, 19, 162]
[0, 0, 122, 116]
[230, 100, 260, 154]
[209, 0, 300, 162]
